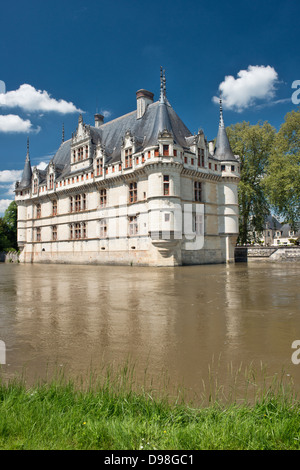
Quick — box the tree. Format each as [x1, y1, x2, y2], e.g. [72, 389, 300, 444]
[0, 201, 18, 252]
[264, 109, 300, 230]
[226, 121, 276, 244]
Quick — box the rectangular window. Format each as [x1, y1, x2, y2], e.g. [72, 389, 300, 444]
[100, 219, 107, 238]
[184, 157, 187, 164]
[173, 149, 177, 157]
[52, 225, 57, 241]
[52, 200, 57, 216]
[129, 182, 137, 203]
[154, 149, 159, 157]
[36, 204, 41, 219]
[75, 223, 81, 239]
[163, 145, 169, 156]
[75, 194, 81, 212]
[197, 148, 205, 167]
[82, 193, 86, 211]
[100, 189, 107, 207]
[231, 165, 235, 172]
[163, 175, 170, 195]
[70, 196, 73, 213]
[33, 179, 38, 194]
[125, 148, 132, 168]
[221, 165, 225, 172]
[194, 213, 204, 236]
[209, 162, 212, 169]
[194, 181, 202, 202]
[49, 174, 54, 190]
[36, 227, 41, 242]
[82, 223, 87, 239]
[129, 216, 138, 236]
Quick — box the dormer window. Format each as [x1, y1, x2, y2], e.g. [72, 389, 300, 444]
[125, 148, 132, 168]
[198, 148, 205, 167]
[163, 145, 169, 156]
[33, 178, 38, 194]
[96, 158, 103, 176]
[49, 174, 54, 190]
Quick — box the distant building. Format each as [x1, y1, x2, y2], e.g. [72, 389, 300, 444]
[253, 215, 300, 246]
[15, 70, 240, 266]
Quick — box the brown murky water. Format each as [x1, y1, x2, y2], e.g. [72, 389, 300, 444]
[0, 262, 300, 402]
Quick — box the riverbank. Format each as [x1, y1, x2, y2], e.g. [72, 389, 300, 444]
[235, 245, 300, 262]
[0, 367, 299, 450]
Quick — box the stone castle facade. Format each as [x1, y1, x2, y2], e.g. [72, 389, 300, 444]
[15, 70, 240, 266]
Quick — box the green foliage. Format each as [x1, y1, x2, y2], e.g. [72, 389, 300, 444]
[226, 121, 276, 244]
[0, 367, 299, 450]
[0, 201, 18, 252]
[264, 109, 300, 229]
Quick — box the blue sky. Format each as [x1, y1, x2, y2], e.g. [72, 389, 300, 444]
[0, 0, 299, 214]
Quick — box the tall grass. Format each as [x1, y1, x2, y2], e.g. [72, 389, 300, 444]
[0, 360, 299, 450]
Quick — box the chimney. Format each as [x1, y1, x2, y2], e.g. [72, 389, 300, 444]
[136, 89, 154, 119]
[94, 113, 104, 128]
[209, 140, 215, 155]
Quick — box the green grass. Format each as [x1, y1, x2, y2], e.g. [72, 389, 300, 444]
[0, 363, 300, 450]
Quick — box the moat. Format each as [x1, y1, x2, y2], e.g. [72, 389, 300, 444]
[0, 262, 299, 401]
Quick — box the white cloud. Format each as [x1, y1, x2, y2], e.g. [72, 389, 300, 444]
[213, 65, 279, 112]
[36, 161, 48, 170]
[0, 169, 23, 183]
[0, 199, 13, 215]
[0, 114, 40, 133]
[0, 84, 83, 114]
[100, 109, 112, 118]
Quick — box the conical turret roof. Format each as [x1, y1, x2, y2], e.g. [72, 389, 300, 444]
[19, 138, 32, 188]
[214, 99, 236, 161]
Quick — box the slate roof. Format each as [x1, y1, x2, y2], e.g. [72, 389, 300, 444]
[50, 98, 193, 177]
[214, 99, 236, 162]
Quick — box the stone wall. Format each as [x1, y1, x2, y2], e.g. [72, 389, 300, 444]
[235, 246, 300, 262]
[0, 251, 20, 263]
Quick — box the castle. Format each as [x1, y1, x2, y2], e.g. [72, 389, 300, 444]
[15, 70, 240, 266]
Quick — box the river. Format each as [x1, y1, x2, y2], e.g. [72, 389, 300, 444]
[0, 261, 299, 403]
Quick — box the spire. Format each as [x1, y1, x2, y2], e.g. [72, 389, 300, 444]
[62, 123, 65, 143]
[160, 66, 164, 103]
[219, 95, 224, 128]
[20, 136, 32, 188]
[214, 95, 235, 161]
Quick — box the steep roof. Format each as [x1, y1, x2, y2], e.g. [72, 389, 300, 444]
[214, 99, 236, 162]
[51, 98, 193, 175]
[19, 139, 32, 188]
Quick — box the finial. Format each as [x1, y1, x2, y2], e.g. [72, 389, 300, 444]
[160, 66, 164, 103]
[219, 93, 224, 128]
[163, 69, 166, 97]
[26, 137, 30, 161]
